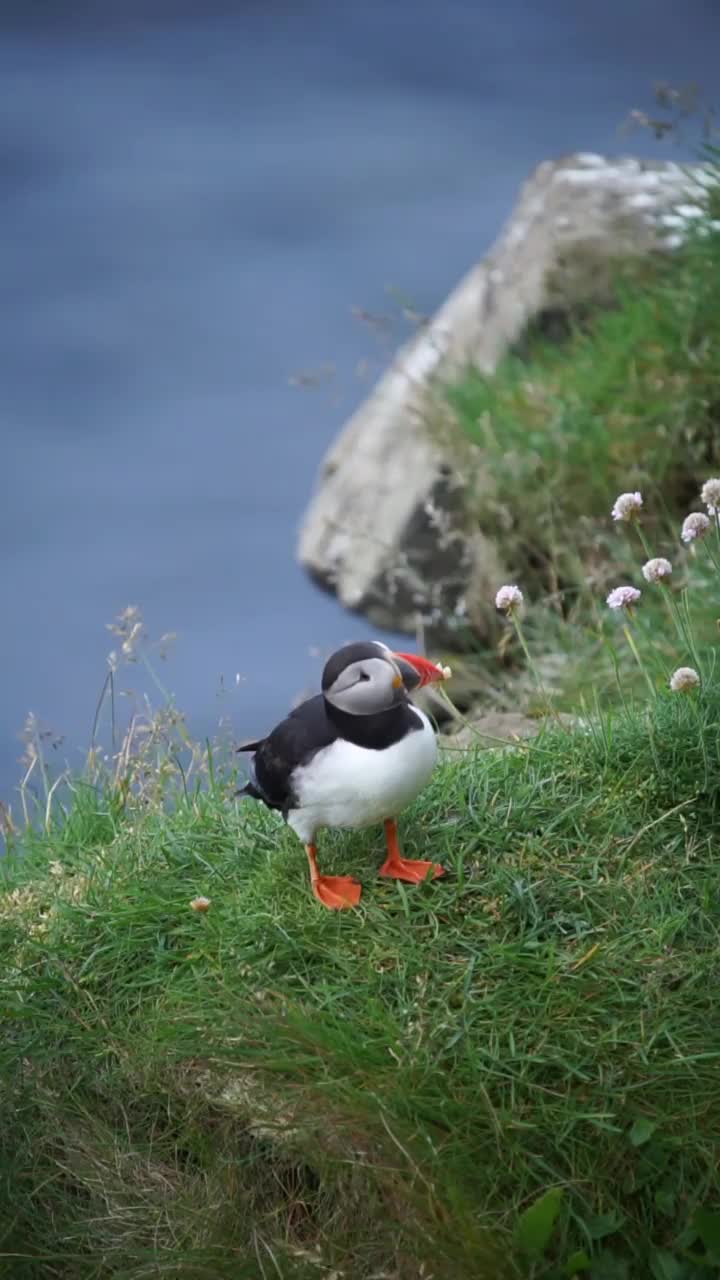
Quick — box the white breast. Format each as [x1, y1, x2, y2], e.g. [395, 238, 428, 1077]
[286, 708, 438, 845]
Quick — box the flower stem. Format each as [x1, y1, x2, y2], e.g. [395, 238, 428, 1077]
[687, 688, 710, 789]
[512, 613, 564, 727]
[661, 584, 703, 675]
[701, 535, 720, 576]
[633, 523, 702, 670]
[622, 618, 656, 698]
[634, 524, 654, 562]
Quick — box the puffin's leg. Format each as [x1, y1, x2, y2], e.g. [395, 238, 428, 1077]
[379, 818, 444, 883]
[305, 843, 361, 910]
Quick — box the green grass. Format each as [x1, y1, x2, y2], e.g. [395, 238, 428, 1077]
[445, 175, 720, 601]
[3, 686, 720, 1279]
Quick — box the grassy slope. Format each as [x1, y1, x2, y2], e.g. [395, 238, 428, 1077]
[3, 688, 720, 1280]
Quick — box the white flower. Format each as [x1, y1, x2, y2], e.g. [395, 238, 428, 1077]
[700, 478, 720, 514]
[611, 491, 643, 522]
[495, 584, 524, 614]
[669, 666, 700, 693]
[642, 557, 673, 584]
[190, 896, 211, 912]
[681, 512, 711, 543]
[606, 585, 641, 610]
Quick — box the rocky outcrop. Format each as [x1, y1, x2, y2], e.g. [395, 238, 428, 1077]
[298, 153, 709, 636]
[440, 710, 579, 752]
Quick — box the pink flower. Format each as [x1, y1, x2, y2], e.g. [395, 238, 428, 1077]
[681, 512, 711, 543]
[495, 584, 524, 614]
[606, 585, 641, 610]
[700, 478, 720, 515]
[611, 491, 643, 522]
[669, 667, 700, 693]
[642, 557, 672, 584]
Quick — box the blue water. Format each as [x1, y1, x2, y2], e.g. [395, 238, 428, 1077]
[2, 0, 719, 800]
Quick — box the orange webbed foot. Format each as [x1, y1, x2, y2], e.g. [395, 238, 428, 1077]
[311, 874, 362, 910]
[380, 818, 444, 884]
[379, 856, 445, 883]
[305, 844, 360, 910]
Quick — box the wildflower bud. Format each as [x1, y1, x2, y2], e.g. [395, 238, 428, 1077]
[495, 585, 524, 614]
[681, 512, 711, 543]
[700, 478, 720, 514]
[190, 896, 211, 913]
[611, 491, 643, 522]
[641, 557, 672, 584]
[669, 667, 700, 693]
[606, 585, 641, 610]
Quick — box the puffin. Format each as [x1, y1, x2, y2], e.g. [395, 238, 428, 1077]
[237, 640, 451, 909]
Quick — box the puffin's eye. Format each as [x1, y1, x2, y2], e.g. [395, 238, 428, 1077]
[359, 671, 370, 681]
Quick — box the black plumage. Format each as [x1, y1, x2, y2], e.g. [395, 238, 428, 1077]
[237, 692, 423, 817]
[237, 695, 337, 815]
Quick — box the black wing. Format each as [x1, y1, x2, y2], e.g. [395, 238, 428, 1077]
[240, 695, 339, 814]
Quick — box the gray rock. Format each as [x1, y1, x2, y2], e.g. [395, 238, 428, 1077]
[440, 710, 578, 752]
[298, 153, 709, 634]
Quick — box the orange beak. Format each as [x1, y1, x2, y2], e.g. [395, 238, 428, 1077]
[393, 651, 450, 690]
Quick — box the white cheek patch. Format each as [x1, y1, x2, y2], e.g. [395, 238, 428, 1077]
[327, 656, 394, 714]
[329, 662, 365, 696]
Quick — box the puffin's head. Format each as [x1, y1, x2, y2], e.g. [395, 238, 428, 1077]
[321, 640, 450, 716]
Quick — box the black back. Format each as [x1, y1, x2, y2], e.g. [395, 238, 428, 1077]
[240, 691, 423, 815]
